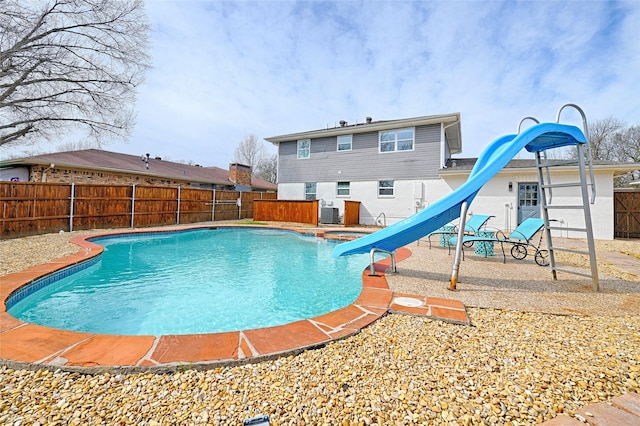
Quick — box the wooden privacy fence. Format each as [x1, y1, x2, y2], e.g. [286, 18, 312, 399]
[614, 189, 640, 238]
[254, 200, 319, 226]
[1, 182, 276, 239]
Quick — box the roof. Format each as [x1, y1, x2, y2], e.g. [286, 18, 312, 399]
[0, 149, 277, 190]
[441, 157, 640, 174]
[265, 113, 462, 154]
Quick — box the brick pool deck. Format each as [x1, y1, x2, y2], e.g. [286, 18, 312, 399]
[0, 228, 469, 372]
[539, 392, 640, 426]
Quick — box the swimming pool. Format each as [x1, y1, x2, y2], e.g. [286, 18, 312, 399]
[7, 228, 370, 336]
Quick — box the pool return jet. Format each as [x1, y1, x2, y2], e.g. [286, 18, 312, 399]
[333, 104, 599, 292]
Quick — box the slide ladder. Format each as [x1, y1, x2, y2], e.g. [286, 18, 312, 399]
[535, 104, 599, 291]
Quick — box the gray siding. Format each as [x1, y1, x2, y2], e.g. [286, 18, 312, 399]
[278, 124, 442, 183]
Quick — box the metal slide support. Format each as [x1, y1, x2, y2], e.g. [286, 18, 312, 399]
[369, 247, 397, 277]
[448, 201, 469, 291]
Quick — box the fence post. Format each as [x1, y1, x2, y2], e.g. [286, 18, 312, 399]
[177, 185, 181, 224]
[69, 183, 75, 232]
[131, 183, 136, 228]
[238, 191, 242, 219]
[212, 189, 216, 222]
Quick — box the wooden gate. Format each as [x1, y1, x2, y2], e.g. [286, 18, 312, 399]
[614, 189, 640, 238]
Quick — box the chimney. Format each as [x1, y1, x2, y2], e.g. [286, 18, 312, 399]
[229, 163, 252, 186]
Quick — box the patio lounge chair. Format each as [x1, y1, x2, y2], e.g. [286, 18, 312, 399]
[450, 217, 549, 266]
[425, 214, 494, 250]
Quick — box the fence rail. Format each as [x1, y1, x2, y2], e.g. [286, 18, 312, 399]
[1, 182, 276, 239]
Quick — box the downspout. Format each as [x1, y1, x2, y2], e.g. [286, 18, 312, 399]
[41, 163, 55, 182]
[441, 121, 460, 169]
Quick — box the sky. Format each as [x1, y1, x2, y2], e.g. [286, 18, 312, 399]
[3, 0, 640, 167]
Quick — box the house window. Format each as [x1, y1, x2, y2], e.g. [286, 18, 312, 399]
[297, 139, 310, 159]
[337, 135, 352, 151]
[379, 128, 414, 152]
[337, 181, 350, 197]
[305, 182, 317, 200]
[378, 180, 394, 196]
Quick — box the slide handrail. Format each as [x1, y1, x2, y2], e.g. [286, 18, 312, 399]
[556, 103, 596, 203]
[517, 116, 555, 202]
[517, 116, 540, 133]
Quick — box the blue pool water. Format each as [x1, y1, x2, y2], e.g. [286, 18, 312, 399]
[8, 228, 369, 335]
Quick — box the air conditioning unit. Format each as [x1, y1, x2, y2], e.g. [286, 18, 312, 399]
[320, 207, 339, 224]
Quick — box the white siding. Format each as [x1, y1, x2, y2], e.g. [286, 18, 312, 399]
[444, 170, 614, 240]
[278, 169, 615, 240]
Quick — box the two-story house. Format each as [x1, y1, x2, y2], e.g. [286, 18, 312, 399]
[265, 113, 462, 226]
[266, 113, 639, 240]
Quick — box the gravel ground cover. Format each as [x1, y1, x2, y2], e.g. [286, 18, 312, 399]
[1, 225, 639, 425]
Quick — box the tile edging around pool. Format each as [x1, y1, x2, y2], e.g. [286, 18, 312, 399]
[1, 225, 413, 373]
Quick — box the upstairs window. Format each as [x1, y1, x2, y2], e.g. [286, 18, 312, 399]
[337, 135, 352, 151]
[337, 181, 350, 197]
[378, 180, 394, 196]
[297, 139, 310, 159]
[379, 128, 414, 153]
[305, 182, 317, 200]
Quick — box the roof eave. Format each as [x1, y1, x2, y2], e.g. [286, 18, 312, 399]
[0, 159, 233, 186]
[265, 113, 461, 144]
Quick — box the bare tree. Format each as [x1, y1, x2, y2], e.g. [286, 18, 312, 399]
[614, 125, 640, 163]
[567, 117, 625, 160]
[586, 117, 626, 161]
[567, 118, 640, 187]
[255, 153, 277, 183]
[0, 0, 151, 148]
[233, 133, 265, 168]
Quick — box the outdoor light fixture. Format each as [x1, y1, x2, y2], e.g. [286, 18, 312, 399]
[508, 181, 513, 192]
[243, 415, 270, 425]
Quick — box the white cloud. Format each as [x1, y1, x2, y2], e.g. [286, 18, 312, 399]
[3, 0, 638, 166]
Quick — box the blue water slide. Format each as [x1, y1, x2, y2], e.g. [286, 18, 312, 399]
[332, 122, 586, 257]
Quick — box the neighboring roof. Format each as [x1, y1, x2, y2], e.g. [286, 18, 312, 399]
[265, 113, 462, 154]
[441, 157, 640, 175]
[0, 149, 277, 190]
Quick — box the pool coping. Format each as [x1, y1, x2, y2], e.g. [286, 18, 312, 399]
[0, 225, 469, 373]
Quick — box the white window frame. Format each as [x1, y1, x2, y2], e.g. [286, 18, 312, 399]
[297, 139, 310, 159]
[337, 135, 352, 152]
[336, 181, 350, 197]
[378, 180, 394, 197]
[304, 182, 316, 200]
[379, 127, 415, 153]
